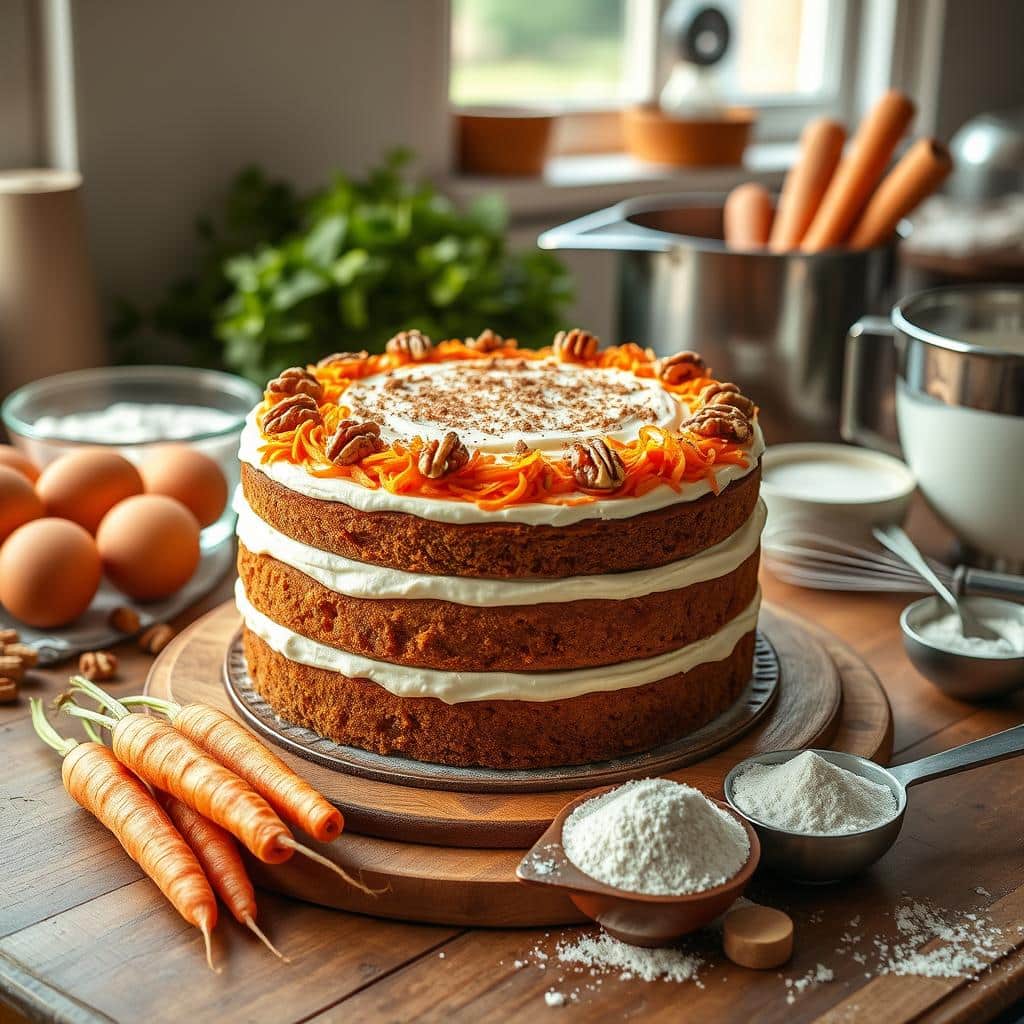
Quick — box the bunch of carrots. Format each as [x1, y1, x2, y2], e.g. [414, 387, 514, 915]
[32, 678, 374, 970]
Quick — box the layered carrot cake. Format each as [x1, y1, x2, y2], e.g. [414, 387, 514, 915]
[236, 328, 764, 769]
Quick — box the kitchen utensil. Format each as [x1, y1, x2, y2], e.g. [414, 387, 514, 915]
[516, 785, 760, 946]
[947, 107, 1024, 201]
[761, 443, 916, 536]
[842, 284, 1024, 568]
[874, 525, 1000, 640]
[725, 725, 1024, 882]
[763, 526, 1024, 599]
[539, 194, 900, 443]
[900, 595, 1024, 700]
[2, 365, 261, 548]
[0, 170, 106, 395]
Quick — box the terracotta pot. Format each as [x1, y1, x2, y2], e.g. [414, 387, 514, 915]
[623, 105, 755, 168]
[456, 107, 556, 177]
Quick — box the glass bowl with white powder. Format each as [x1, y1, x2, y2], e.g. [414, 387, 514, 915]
[900, 595, 1024, 700]
[3, 366, 261, 547]
[516, 778, 760, 947]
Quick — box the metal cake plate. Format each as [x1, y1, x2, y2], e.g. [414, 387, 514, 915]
[222, 630, 779, 794]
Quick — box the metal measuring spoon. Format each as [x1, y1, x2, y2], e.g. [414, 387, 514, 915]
[874, 524, 1000, 641]
[724, 723, 1024, 883]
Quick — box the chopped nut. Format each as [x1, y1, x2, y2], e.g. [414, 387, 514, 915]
[139, 624, 177, 656]
[317, 350, 369, 368]
[108, 606, 141, 634]
[513, 439, 531, 456]
[698, 381, 756, 419]
[657, 351, 707, 385]
[570, 438, 626, 491]
[262, 393, 321, 435]
[553, 328, 599, 363]
[0, 656, 23, 682]
[267, 366, 323, 402]
[5, 643, 37, 668]
[0, 678, 17, 704]
[685, 406, 752, 443]
[386, 329, 433, 361]
[418, 432, 470, 479]
[467, 329, 513, 353]
[326, 419, 385, 465]
[79, 650, 118, 682]
[0, 628, 19, 646]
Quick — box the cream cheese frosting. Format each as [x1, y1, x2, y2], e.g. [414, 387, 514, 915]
[236, 579, 761, 704]
[235, 492, 766, 606]
[238, 415, 764, 526]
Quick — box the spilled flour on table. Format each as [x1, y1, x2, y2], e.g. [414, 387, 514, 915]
[785, 964, 834, 1004]
[556, 932, 703, 984]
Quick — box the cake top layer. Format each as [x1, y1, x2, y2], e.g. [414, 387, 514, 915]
[244, 330, 760, 516]
[343, 358, 681, 453]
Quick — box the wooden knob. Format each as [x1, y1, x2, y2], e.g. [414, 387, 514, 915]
[723, 904, 794, 969]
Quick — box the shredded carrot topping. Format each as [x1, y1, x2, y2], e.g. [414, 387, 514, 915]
[256, 341, 753, 511]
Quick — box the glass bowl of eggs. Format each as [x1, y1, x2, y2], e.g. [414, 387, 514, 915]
[2, 366, 262, 550]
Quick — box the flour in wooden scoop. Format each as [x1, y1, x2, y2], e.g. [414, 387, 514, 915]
[562, 778, 750, 895]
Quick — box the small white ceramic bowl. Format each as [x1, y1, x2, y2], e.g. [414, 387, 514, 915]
[761, 443, 916, 538]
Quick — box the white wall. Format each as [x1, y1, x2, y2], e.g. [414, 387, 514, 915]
[0, 1, 39, 168]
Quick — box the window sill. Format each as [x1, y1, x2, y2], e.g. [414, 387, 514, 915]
[443, 142, 796, 220]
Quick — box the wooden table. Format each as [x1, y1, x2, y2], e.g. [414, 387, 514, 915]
[3, 502, 1024, 1024]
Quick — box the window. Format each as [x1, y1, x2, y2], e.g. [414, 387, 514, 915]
[450, 0, 856, 147]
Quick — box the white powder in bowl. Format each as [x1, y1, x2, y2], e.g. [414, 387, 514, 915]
[33, 403, 237, 444]
[731, 751, 898, 835]
[916, 610, 1024, 657]
[561, 778, 750, 895]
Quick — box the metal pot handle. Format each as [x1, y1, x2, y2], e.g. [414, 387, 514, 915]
[840, 316, 901, 457]
[537, 206, 673, 254]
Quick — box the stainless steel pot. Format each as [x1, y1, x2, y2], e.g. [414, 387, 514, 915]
[843, 285, 1024, 567]
[539, 194, 900, 443]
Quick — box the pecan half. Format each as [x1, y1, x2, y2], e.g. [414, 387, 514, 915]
[262, 393, 321, 434]
[685, 407, 752, 443]
[5, 643, 37, 668]
[553, 328, 599, 363]
[570, 438, 626, 491]
[386, 329, 433, 361]
[267, 366, 323, 402]
[317, 350, 369, 368]
[657, 351, 707, 385]
[326, 419, 385, 465]
[467, 328, 513, 353]
[79, 650, 118, 682]
[108, 606, 141, 634]
[0, 628, 19, 646]
[513, 439, 531, 456]
[0, 678, 17, 704]
[698, 381, 756, 419]
[418, 432, 470, 479]
[139, 624, 176, 655]
[0, 655, 23, 682]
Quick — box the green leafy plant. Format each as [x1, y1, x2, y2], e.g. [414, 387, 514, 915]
[117, 151, 572, 382]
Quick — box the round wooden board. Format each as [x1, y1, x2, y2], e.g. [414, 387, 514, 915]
[146, 600, 892, 928]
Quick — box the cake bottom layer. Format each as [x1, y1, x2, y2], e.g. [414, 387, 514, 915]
[242, 628, 756, 769]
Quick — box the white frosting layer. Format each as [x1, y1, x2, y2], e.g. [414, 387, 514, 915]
[238, 415, 764, 526]
[236, 579, 761, 703]
[235, 492, 766, 606]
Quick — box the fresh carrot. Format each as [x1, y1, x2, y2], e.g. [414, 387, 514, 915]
[123, 696, 342, 843]
[30, 699, 219, 971]
[155, 790, 289, 962]
[63, 678, 375, 896]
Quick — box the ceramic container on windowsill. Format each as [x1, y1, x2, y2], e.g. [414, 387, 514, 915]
[622, 104, 755, 167]
[455, 106, 557, 177]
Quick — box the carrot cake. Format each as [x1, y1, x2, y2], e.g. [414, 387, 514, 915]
[236, 328, 765, 769]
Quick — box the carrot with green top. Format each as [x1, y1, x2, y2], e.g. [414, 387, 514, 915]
[30, 699, 219, 970]
[122, 694, 342, 843]
[62, 677, 374, 896]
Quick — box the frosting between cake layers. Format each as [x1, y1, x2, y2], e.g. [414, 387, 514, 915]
[235, 579, 761, 703]
[234, 492, 766, 606]
[238, 414, 764, 526]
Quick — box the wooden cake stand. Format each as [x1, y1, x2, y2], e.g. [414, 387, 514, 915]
[146, 600, 892, 928]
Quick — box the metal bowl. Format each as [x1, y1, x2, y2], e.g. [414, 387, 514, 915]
[901, 595, 1024, 700]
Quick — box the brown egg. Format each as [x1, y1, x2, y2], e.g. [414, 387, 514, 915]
[0, 445, 41, 482]
[37, 449, 144, 534]
[96, 494, 200, 601]
[0, 518, 102, 628]
[140, 445, 228, 528]
[0, 466, 44, 543]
